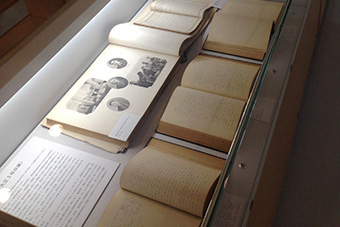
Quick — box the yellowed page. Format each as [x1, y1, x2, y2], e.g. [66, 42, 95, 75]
[135, 11, 203, 34]
[204, 13, 273, 59]
[181, 55, 260, 101]
[134, 0, 212, 34]
[222, 0, 284, 23]
[158, 87, 245, 151]
[45, 44, 178, 143]
[150, 0, 212, 17]
[109, 22, 189, 56]
[148, 138, 226, 170]
[98, 189, 201, 227]
[120, 146, 221, 217]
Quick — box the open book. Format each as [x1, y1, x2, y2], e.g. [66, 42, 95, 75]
[133, 0, 216, 35]
[42, 20, 201, 153]
[98, 139, 225, 226]
[203, 0, 284, 60]
[157, 55, 260, 152]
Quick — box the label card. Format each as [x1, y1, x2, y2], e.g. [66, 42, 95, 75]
[251, 97, 276, 123]
[0, 137, 119, 227]
[109, 113, 142, 141]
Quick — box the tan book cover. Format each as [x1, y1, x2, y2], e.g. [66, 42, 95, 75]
[157, 55, 260, 152]
[98, 139, 224, 226]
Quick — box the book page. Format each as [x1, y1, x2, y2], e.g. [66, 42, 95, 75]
[222, 0, 284, 23]
[204, 13, 273, 59]
[148, 138, 225, 170]
[109, 22, 189, 56]
[133, 0, 212, 34]
[158, 87, 246, 151]
[135, 11, 203, 34]
[150, 0, 210, 17]
[0, 137, 119, 227]
[181, 55, 260, 101]
[98, 189, 201, 227]
[120, 146, 221, 217]
[45, 44, 178, 143]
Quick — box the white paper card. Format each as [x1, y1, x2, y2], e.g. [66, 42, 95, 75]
[212, 193, 245, 227]
[0, 137, 119, 227]
[251, 97, 276, 123]
[211, 0, 228, 9]
[109, 113, 142, 141]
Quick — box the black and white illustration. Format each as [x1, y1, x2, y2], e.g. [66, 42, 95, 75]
[129, 56, 167, 88]
[107, 58, 128, 69]
[66, 78, 111, 115]
[107, 76, 129, 89]
[107, 97, 130, 112]
[65, 56, 168, 115]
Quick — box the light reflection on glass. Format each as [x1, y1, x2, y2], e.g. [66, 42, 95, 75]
[0, 188, 12, 204]
[49, 124, 64, 137]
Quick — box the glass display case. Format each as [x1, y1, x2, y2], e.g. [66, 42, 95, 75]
[0, 0, 324, 226]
